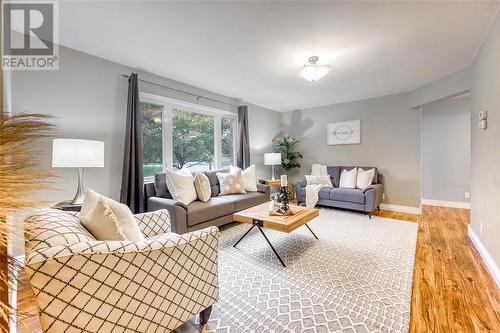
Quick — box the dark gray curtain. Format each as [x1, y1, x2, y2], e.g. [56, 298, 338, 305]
[237, 105, 250, 169]
[120, 73, 145, 213]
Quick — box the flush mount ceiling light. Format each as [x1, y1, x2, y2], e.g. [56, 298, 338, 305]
[299, 56, 331, 82]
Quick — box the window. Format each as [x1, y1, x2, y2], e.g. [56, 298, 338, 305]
[172, 109, 214, 171]
[140, 93, 237, 180]
[221, 117, 236, 167]
[141, 102, 163, 178]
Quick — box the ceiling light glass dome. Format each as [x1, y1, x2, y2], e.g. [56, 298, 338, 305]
[299, 56, 330, 82]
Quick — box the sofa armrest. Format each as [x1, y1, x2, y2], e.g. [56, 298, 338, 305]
[364, 184, 384, 212]
[147, 197, 188, 234]
[256, 183, 270, 199]
[25, 226, 220, 332]
[295, 180, 306, 203]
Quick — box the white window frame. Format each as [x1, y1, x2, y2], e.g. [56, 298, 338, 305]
[140, 92, 238, 180]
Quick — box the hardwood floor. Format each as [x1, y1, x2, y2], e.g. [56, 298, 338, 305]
[406, 206, 500, 333]
[16, 206, 500, 332]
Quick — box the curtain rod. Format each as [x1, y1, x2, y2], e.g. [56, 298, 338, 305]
[121, 74, 240, 108]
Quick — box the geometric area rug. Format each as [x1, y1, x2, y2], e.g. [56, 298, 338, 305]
[204, 208, 418, 333]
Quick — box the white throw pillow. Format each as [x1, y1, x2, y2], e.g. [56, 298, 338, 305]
[305, 175, 332, 187]
[356, 168, 375, 189]
[165, 168, 198, 205]
[217, 169, 246, 195]
[230, 165, 257, 192]
[80, 189, 144, 241]
[194, 172, 211, 202]
[339, 168, 357, 189]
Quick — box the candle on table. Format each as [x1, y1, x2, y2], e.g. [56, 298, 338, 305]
[281, 175, 288, 187]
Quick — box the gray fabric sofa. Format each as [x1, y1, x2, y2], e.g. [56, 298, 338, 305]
[295, 166, 384, 217]
[145, 169, 270, 234]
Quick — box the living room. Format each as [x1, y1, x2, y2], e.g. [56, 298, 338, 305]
[1, 1, 500, 332]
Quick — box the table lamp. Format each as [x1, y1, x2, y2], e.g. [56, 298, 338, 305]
[52, 139, 104, 205]
[264, 153, 281, 180]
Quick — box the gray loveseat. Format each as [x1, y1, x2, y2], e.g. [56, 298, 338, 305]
[145, 169, 270, 234]
[295, 166, 384, 218]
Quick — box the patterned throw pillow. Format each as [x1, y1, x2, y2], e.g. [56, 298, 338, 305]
[80, 189, 145, 241]
[194, 172, 211, 202]
[217, 169, 246, 195]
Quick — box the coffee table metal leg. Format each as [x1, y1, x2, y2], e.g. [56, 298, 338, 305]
[304, 223, 318, 239]
[257, 226, 286, 267]
[233, 225, 256, 248]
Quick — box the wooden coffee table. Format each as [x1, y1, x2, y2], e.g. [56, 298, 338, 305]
[233, 202, 320, 267]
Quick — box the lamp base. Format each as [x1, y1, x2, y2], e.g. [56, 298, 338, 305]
[70, 168, 85, 205]
[271, 165, 276, 180]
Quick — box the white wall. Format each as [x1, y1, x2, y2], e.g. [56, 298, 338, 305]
[422, 96, 471, 203]
[470, 11, 500, 269]
[247, 103, 282, 180]
[11, 45, 281, 203]
[281, 93, 421, 208]
[12, 46, 129, 203]
[408, 67, 471, 109]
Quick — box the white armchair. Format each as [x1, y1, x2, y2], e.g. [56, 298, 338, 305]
[24, 208, 220, 333]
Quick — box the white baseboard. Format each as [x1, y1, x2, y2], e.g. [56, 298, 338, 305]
[379, 203, 421, 215]
[468, 225, 500, 288]
[421, 198, 470, 209]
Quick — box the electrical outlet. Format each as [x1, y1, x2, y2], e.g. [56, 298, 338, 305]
[480, 223, 484, 236]
[464, 192, 470, 199]
[382, 193, 385, 200]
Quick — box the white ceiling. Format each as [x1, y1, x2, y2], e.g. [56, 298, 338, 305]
[59, 1, 500, 112]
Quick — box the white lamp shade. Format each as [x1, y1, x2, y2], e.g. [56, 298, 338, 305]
[52, 139, 104, 168]
[264, 153, 281, 165]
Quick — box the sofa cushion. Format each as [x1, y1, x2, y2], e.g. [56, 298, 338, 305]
[330, 188, 365, 204]
[217, 192, 267, 211]
[186, 197, 234, 227]
[154, 173, 172, 199]
[326, 166, 342, 187]
[319, 187, 333, 199]
[204, 169, 229, 196]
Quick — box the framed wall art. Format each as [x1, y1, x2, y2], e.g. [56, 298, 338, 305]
[327, 120, 361, 145]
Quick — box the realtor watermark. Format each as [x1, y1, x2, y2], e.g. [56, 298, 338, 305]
[2, 1, 59, 70]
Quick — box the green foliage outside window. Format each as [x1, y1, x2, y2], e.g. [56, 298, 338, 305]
[221, 118, 234, 166]
[172, 109, 214, 170]
[142, 103, 163, 177]
[142, 102, 235, 175]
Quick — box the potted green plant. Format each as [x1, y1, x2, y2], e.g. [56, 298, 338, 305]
[273, 134, 302, 201]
